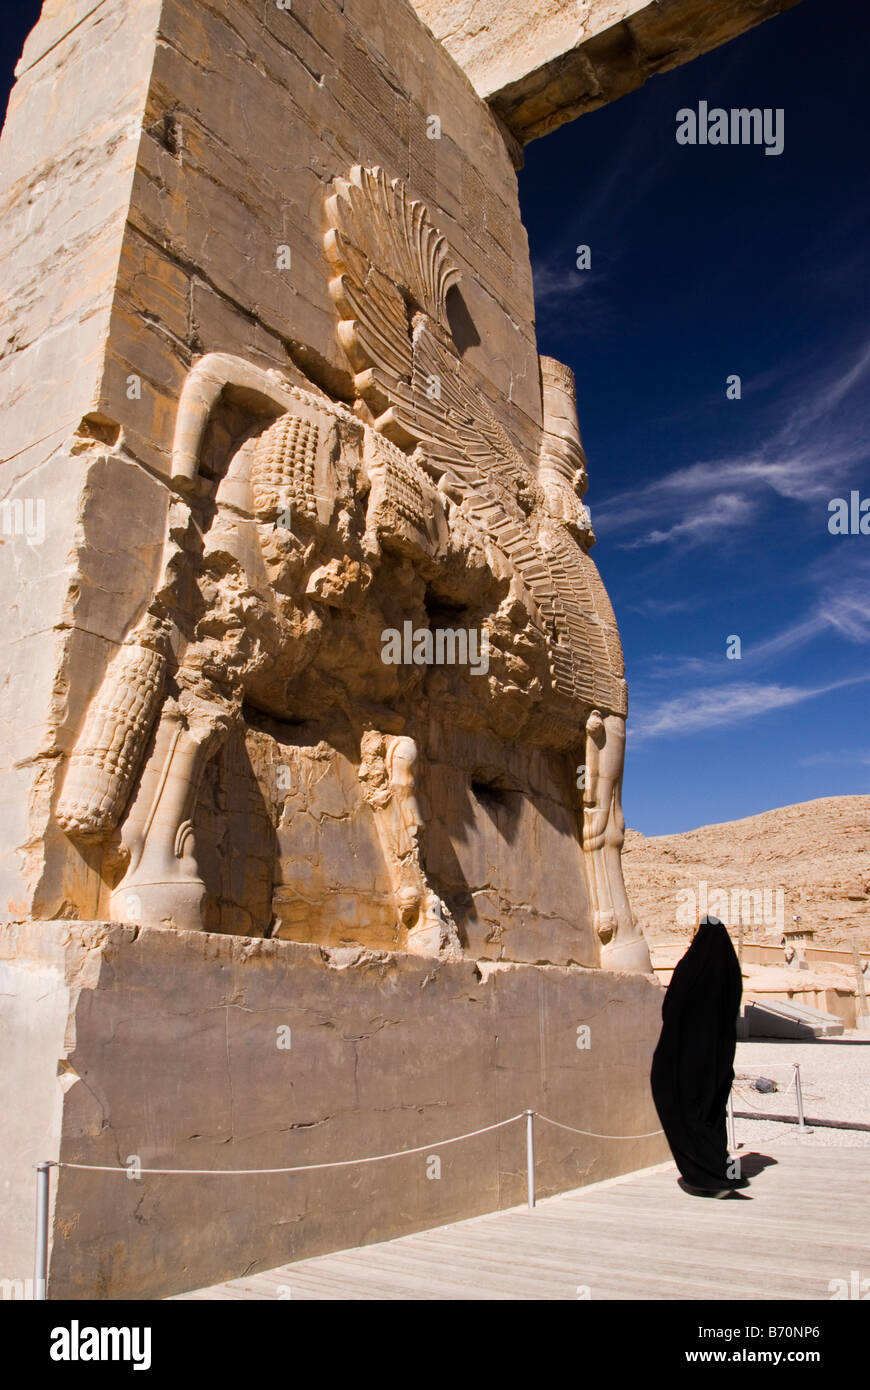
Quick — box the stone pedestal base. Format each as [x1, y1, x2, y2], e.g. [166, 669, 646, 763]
[0, 921, 666, 1299]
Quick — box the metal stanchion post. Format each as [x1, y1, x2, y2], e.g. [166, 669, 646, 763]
[794, 1064, 812, 1133]
[34, 1162, 51, 1301]
[727, 1090, 736, 1152]
[525, 1110, 536, 1209]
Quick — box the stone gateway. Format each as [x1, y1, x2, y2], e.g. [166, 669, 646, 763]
[0, 0, 797, 1298]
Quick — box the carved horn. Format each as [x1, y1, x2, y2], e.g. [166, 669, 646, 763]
[171, 352, 304, 488]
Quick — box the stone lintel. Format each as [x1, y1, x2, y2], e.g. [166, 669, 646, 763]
[412, 0, 804, 143]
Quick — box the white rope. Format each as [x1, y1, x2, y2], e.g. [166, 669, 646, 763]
[731, 1074, 798, 1112]
[536, 1113, 663, 1140]
[51, 1082, 820, 1174]
[54, 1113, 527, 1176]
[734, 1062, 804, 1070]
[733, 1079, 796, 1097]
[731, 1088, 785, 1114]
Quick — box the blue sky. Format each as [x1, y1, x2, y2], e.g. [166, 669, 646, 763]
[3, 0, 867, 838]
[519, 0, 870, 834]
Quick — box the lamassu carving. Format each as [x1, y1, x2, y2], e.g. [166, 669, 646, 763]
[56, 167, 650, 973]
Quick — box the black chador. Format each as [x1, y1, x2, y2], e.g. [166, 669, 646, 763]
[650, 916, 744, 1194]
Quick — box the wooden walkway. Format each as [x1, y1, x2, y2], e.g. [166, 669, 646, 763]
[174, 1143, 870, 1300]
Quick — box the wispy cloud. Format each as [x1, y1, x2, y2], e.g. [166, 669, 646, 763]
[593, 341, 870, 548]
[619, 493, 756, 549]
[626, 595, 705, 619]
[530, 129, 671, 327]
[530, 253, 619, 337]
[799, 749, 870, 767]
[819, 579, 870, 645]
[780, 337, 870, 441]
[630, 672, 870, 743]
[636, 559, 870, 682]
[530, 260, 594, 306]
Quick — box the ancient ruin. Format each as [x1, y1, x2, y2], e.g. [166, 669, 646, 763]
[49, 161, 645, 971]
[0, 0, 798, 1298]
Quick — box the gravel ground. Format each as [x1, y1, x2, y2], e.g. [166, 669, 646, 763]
[732, 1035, 870, 1150]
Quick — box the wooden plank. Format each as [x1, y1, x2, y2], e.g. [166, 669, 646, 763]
[174, 1144, 870, 1301]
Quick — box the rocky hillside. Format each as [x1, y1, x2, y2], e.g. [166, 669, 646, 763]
[623, 795, 870, 947]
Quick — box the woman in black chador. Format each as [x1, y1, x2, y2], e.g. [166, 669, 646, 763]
[650, 915, 746, 1196]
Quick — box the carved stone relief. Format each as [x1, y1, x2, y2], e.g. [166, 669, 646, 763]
[54, 166, 650, 972]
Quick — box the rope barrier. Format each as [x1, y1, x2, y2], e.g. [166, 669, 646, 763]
[33, 1104, 670, 1301]
[43, 1076, 833, 1178]
[731, 1073, 798, 1112]
[731, 1089, 785, 1114]
[734, 1061, 806, 1070]
[33, 1077, 860, 1301]
[53, 1113, 528, 1176]
[536, 1113, 664, 1140]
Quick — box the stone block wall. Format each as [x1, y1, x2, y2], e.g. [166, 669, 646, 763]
[0, 920, 666, 1299]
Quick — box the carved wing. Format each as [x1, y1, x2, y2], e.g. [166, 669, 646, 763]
[324, 165, 531, 504]
[323, 165, 627, 723]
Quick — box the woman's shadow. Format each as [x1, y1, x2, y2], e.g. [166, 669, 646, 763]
[676, 1151, 779, 1198]
[734, 1151, 779, 1179]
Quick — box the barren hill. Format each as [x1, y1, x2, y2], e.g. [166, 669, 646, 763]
[623, 795, 870, 947]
